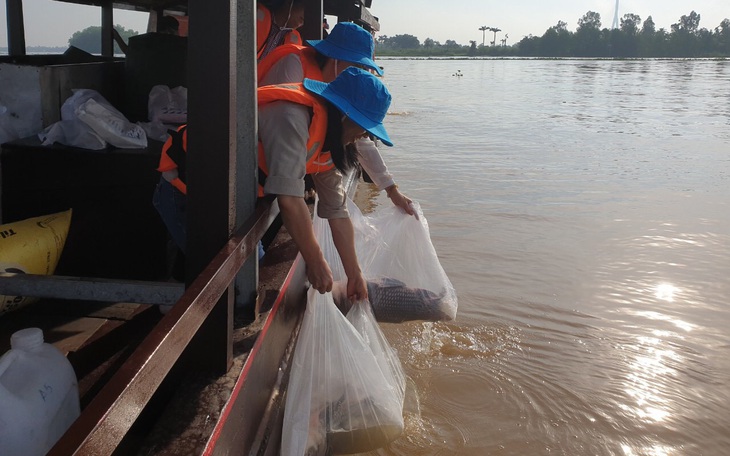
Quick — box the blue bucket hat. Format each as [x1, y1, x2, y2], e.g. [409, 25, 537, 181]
[303, 67, 393, 146]
[306, 22, 383, 76]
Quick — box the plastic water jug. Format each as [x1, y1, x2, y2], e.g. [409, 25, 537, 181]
[0, 328, 80, 456]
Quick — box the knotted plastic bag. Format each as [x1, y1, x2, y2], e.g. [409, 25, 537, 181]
[147, 85, 187, 124]
[281, 288, 405, 455]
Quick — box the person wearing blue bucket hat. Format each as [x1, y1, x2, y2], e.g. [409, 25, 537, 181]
[306, 22, 383, 76]
[302, 67, 392, 146]
[258, 21, 417, 218]
[257, 67, 393, 300]
[258, 21, 383, 86]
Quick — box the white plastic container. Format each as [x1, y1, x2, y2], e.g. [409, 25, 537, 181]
[0, 328, 80, 456]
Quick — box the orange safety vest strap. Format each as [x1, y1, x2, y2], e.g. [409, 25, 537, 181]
[256, 4, 273, 57]
[157, 125, 188, 194]
[257, 83, 332, 195]
[257, 44, 323, 83]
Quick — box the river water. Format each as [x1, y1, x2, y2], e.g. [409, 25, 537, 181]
[357, 58, 730, 456]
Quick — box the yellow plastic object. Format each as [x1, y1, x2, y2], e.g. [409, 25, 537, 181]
[0, 210, 72, 316]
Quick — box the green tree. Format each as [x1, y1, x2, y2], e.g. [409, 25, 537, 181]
[574, 12, 604, 56]
[468, 40, 477, 56]
[577, 11, 602, 31]
[385, 34, 420, 50]
[444, 39, 460, 51]
[68, 25, 138, 55]
[716, 19, 730, 54]
[615, 13, 642, 56]
[516, 34, 540, 56]
[671, 11, 701, 34]
[638, 16, 656, 55]
[540, 21, 572, 56]
[641, 16, 656, 34]
[620, 14, 641, 35]
[479, 25, 489, 46]
[670, 11, 701, 56]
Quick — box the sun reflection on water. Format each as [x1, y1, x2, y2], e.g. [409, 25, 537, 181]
[654, 283, 678, 302]
[621, 443, 676, 456]
[622, 335, 676, 423]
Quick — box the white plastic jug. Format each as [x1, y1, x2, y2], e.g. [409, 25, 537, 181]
[0, 328, 80, 456]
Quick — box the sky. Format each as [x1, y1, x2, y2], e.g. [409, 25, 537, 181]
[1, 0, 728, 48]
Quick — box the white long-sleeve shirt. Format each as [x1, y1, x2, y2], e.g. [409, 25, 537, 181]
[354, 136, 395, 190]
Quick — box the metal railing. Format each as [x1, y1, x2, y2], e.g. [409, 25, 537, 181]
[45, 199, 279, 455]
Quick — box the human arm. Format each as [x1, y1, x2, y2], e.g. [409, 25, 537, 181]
[355, 136, 394, 189]
[259, 101, 333, 292]
[312, 168, 368, 300]
[277, 195, 333, 293]
[355, 137, 416, 217]
[328, 217, 367, 301]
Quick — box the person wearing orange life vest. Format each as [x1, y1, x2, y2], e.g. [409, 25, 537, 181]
[258, 67, 393, 300]
[258, 22, 417, 218]
[153, 125, 188, 255]
[152, 125, 266, 262]
[257, 0, 304, 61]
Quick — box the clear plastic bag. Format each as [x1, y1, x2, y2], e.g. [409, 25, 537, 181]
[315, 197, 458, 323]
[281, 288, 405, 456]
[147, 85, 187, 124]
[43, 89, 147, 149]
[38, 119, 106, 150]
[75, 98, 147, 148]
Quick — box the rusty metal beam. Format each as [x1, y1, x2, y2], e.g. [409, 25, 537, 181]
[0, 274, 184, 305]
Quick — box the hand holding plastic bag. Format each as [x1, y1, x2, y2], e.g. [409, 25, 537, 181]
[282, 288, 405, 455]
[315, 196, 458, 323]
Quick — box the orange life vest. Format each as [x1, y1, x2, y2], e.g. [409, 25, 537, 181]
[256, 4, 302, 60]
[157, 125, 188, 194]
[257, 83, 332, 196]
[257, 44, 324, 83]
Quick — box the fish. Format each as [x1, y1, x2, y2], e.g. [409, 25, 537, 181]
[332, 278, 454, 323]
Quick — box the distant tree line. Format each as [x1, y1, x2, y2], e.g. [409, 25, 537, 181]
[68, 25, 139, 55]
[376, 11, 730, 58]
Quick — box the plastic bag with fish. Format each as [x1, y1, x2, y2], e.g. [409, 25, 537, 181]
[281, 288, 405, 455]
[314, 196, 458, 323]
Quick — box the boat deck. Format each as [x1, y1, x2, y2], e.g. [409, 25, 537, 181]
[0, 214, 300, 454]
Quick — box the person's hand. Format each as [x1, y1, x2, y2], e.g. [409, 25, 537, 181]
[386, 184, 419, 219]
[346, 271, 368, 302]
[306, 256, 334, 294]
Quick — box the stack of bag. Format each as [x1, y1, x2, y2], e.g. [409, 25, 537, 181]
[282, 197, 457, 455]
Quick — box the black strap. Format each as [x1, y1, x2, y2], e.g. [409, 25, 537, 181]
[166, 126, 187, 182]
[258, 167, 267, 188]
